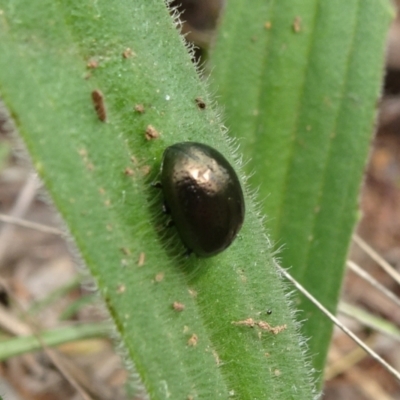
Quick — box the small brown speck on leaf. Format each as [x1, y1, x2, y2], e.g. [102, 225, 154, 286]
[145, 125, 160, 140]
[155, 272, 164, 282]
[91, 89, 107, 122]
[187, 333, 198, 347]
[212, 349, 221, 366]
[264, 21, 272, 30]
[134, 104, 145, 113]
[99, 187, 105, 195]
[117, 284, 126, 294]
[140, 165, 151, 176]
[293, 16, 301, 33]
[188, 288, 197, 298]
[172, 301, 185, 311]
[124, 167, 134, 176]
[87, 59, 99, 69]
[122, 48, 135, 58]
[232, 318, 287, 335]
[274, 369, 281, 377]
[120, 247, 130, 255]
[138, 252, 146, 266]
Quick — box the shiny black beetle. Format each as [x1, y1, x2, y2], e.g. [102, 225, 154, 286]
[160, 142, 245, 257]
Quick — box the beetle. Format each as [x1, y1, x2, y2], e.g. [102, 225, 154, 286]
[160, 142, 245, 257]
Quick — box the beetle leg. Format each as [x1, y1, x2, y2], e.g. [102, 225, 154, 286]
[151, 181, 162, 189]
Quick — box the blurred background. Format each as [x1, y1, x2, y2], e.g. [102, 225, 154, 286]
[1, 1, 400, 399]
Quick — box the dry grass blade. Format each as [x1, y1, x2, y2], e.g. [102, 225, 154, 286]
[0, 213, 63, 236]
[347, 260, 400, 308]
[0, 174, 39, 264]
[353, 234, 400, 286]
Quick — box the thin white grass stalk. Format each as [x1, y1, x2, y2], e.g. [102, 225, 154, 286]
[347, 260, 400, 308]
[353, 234, 400, 285]
[274, 261, 400, 382]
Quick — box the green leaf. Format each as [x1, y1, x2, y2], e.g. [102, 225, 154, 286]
[210, 0, 393, 383]
[0, 0, 314, 398]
